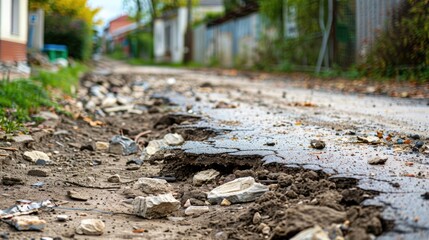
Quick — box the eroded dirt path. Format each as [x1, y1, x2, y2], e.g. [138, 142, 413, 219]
[1, 59, 428, 239]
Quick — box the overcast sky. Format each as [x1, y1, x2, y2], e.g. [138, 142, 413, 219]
[88, 0, 125, 26]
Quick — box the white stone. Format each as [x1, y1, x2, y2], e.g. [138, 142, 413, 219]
[368, 156, 388, 165]
[163, 133, 184, 146]
[34, 111, 59, 121]
[183, 199, 191, 208]
[145, 139, 168, 155]
[75, 219, 105, 236]
[290, 226, 330, 240]
[57, 215, 69, 222]
[101, 96, 117, 108]
[108, 174, 121, 183]
[133, 177, 172, 195]
[104, 105, 134, 113]
[133, 193, 180, 219]
[185, 206, 209, 216]
[193, 169, 220, 186]
[207, 177, 269, 204]
[23, 151, 51, 163]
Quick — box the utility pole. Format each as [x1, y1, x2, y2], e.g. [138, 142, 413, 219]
[183, 0, 193, 63]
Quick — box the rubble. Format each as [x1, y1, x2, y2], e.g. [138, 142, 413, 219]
[207, 177, 269, 204]
[193, 169, 220, 186]
[134, 177, 172, 195]
[145, 139, 168, 155]
[310, 139, 326, 149]
[23, 151, 51, 164]
[8, 216, 46, 231]
[12, 135, 34, 143]
[2, 176, 24, 186]
[108, 135, 138, 155]
[95, 141, 110, 151]
[133, 193, 180, 219]
[57, 215, 69, 222]
[67, 190, 89, 201]
[290, 226, 330, 240]
[185, 206, 210, 216]
[76, 219, 105, 236]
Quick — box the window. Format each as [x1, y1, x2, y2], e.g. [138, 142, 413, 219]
[11, 0, 20, 35]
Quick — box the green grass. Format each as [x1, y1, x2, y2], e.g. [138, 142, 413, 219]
[0, 63, 87, 133]
[32, 63, 87, 95]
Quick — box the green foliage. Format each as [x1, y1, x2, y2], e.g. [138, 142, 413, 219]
[362, 0, 429, 81]
[128, 31, 154, 59]
[44, 14, 93, 61]
[32, 63, 87, 95]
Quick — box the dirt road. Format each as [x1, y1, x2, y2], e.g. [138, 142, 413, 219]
[1, 59, 428, 239]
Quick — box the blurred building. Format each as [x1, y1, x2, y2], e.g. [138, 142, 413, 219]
[0, 0, 28, 64]
[104, 15, 137, 55]
[154, 0, 224, 63]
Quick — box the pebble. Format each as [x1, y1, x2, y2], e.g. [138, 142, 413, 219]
[107, 174, 121, 183]
[163, 133, 184, 146]
[184, 206, 210, 216]
[10, 216, 46, 231]
[415, 141, 424, 149]
[368, 156, 388, 165]
[310, 139, 326, 149]
[258, 223, 270, 235]
[57, 215, 69, 222]
[75, 219, 105, 236]
[193, 169, 220, 186]
[27, 169, 51, 177]
[67, 190, 89, 201]
[23, 151, 51, 163]
[253, 212, 261, 224]
[12, 135, 34, 143]
[95, 141, 109, 151]
[220, 198, 231, 206]
[2, 176, 24, 186]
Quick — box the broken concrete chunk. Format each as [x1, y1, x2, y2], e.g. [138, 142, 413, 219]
[290, 226, 330, 240]
[134, 177, 172, 195]
[12, 135, 34, 143]
[108, 135, 138, 156]
[368, 156, 388, 165]
[95, 141, 109, 151]
[185, 206, 209, 216]
[75, 219, 105, 236]
[23, 151, 51, 164]
[133, 193, 180, 219]
[145, 139, 168, 155]
[27, 169, 51, 177]
[163, 133, 184, 146]
[9, 216, 46, 231]
[193, 169, 220, 186]
[207, 177, 269, 204]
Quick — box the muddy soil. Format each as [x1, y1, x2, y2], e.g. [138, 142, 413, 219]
[0, 60, 426, 240]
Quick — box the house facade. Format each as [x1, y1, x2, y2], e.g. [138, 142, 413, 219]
[104, 15, 137, 55]
[154, 0, 224, 63]
[0, 0, 28, 63]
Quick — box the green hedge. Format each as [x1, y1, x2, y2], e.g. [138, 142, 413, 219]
[44, 14, 93, 61]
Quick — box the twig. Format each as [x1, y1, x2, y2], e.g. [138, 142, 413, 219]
[0, 154, 9, 157]
[64, 181, 121, 190]
[0, 147, 18, 151]
[134, 130, 152, 142]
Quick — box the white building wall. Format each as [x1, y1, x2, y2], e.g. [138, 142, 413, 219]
[0, 0, 28, 43]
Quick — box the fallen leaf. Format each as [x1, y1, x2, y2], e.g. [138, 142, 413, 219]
[82, 117, 104, 127]
[133, 228, 145, 233]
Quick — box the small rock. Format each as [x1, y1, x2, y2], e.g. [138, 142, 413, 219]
[10, 216, 46, 231]
[133, 193, 180, 219]
[220, 198, 231, 206]
[107, 174, 121, 183]
[53, 130, 70, 136]
[95, 141, 109, 151]
[34, 111, 59, 121]
[415, 141, 424, 149]
[104, 105, 134, 113]
[2, 176, 24, 186]
[310, 139, 326, 149]
[75, 219, 105, 236]
[27, 169, 51, 177]
[253, 212, 261, 224]
[163, 133, 184, 146]
[258, 223, 270, 235]
[101, 96, 117, 107]
[57, 215, 69, 222]
[410, 134, 420, 140]
[290, 225, 330, 240]
[207, 177, 269, 204]
[12, 135, 34, 143]
[357, 136, 381, 144]
[108, 135, 138, 156]
[184, 206, 210, 216]
[368, 156, 388, 165]
[67, 190, 88, 201]
[134, 177, 172, 195]
[193, 169, 220, 186]
[145, 139, 168, 155]
[23, 151, 51, 163]
[184, 199, 192, 208]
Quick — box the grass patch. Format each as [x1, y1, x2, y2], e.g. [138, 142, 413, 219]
[0, 63, 87, 134]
